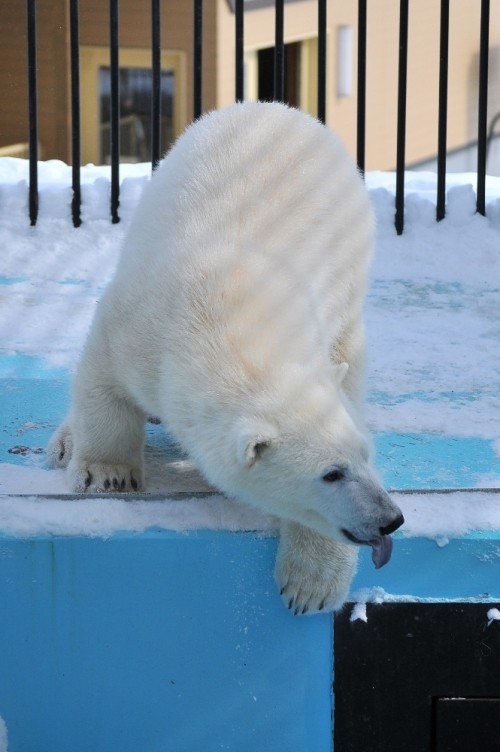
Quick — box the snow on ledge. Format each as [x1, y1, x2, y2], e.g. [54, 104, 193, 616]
[0, 495, 277, 538]
[0, 489, 498, 539]
[349, 588, 500, 622]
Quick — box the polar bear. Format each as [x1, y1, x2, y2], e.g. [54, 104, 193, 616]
[48, 101, 403, 614]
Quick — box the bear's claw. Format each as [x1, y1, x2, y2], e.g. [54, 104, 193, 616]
[275, 523, 359, 615]
[69, 461, 143, 493]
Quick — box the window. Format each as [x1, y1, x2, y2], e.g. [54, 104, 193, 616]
[244, 37, 318, 117]
[80, 47, 186, 165]
[257, 42, 301, 107]
[99, 67, 175, 163]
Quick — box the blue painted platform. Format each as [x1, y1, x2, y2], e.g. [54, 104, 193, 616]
[2, 353, 499, 490]
[0, 526, 498, 751]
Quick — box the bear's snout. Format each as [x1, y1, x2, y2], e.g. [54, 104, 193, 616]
[379, 512, 405, 537]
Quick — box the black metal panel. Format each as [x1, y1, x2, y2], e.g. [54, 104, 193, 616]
[334, 603, 500, 752]
[433, 697, 500, 751]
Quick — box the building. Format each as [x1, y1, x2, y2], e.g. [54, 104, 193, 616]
[1, 0, 500, 172]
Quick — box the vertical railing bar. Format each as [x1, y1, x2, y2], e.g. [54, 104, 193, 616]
[395, 0, 409, 236]
[436, 0, 449, 222]
[235, 0, 244, 102]
[26, 0, 38, 226]
[193, 0, 203, 119]
[476, 0, 490, 217]
[151, 0, 161, 170]
[274, 0, 285, 102]
[69, 0, 82, 227]
[356, 0, 367, 175]
[109, 0, 120, 223]
[317, 0, 327, 123]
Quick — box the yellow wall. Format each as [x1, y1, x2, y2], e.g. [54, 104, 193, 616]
[1, 0, 500, 169]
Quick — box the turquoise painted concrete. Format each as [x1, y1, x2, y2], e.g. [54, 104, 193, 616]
[2, 354, 499, 489]
[0, 529, 498, 751]
[354, 533, 500, 600]
[0, 532, 332, 752]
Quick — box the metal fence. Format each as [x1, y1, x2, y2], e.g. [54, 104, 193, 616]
[22, 0, 493, 232]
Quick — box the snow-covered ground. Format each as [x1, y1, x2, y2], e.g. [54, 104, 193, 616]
[0, 157, 499, 536]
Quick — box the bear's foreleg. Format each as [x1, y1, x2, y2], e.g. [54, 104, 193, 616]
[49, 379, 146, 493]
[275, 521, 358, 614]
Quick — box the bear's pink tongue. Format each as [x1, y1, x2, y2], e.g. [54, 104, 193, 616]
[370, 535, 393, 569]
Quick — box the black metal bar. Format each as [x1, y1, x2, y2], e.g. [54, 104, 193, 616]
[317, 0, 327, 123]
[151, 0, 161, 169]
[235, 0, 244, 102]
[109, 0, 120, 223]
[436, 0, 449, 221]
[26, 0, 38, 226]
[69, 0, 82, 227]
[356, 0, 367, 175]
[395, 0, 409, 235]
[477, 0, 490, 217]
[274, 0, 284, 102]
[193, 0, 203, 119]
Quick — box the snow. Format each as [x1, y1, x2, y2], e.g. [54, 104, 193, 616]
[0, 718, 7, 752]
[395, 491, 500, 539]
[0, 494, 276, 538]
[487, 607, 500, 625]
[351, 587, 500, 609]
[350, 602, 368, 623]
[0, 156, 499, 537]
[0, 488, 498, 540]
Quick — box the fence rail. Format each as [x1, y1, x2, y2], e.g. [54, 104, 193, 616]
[19, 0, 494, 232]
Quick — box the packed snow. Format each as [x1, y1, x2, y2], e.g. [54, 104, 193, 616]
[0, 717, 7, 752]
[0, 490, 498, 539]
[0, 156, 499, 538]
[350, 590, 500, 623]
[487, 607, 500, 625]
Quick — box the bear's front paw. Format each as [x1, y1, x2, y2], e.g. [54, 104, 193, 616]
[275, 522, 358, 615]
[68, 460, 143, 493]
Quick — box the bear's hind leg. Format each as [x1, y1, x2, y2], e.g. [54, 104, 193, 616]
[275, 521, 358, 614]
[66, 384, 146, 493]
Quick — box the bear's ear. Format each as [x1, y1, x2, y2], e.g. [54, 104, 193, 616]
[236, 422, 276, 467]
[333, 361, 349, 386]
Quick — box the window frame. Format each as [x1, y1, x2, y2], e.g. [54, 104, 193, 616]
[80, 46, 187, 165]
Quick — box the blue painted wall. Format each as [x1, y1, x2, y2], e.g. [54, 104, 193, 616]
[0, 531, 333, 752]
[0, 528, 499, 751]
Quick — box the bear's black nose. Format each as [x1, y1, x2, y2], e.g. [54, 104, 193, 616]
[380, 513, 405, 537]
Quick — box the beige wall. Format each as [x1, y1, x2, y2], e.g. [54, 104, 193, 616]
[1, 0, 500, 169]
[215, 0, 500, 170]
[0, 0, 70, 162]
[327, 0, 500, 170]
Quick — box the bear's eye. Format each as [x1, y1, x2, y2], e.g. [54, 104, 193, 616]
[322, 469, 344, 483]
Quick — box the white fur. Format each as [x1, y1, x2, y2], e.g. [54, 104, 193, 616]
[48, 102, 402, 613]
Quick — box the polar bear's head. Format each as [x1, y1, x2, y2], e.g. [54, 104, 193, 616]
[226, 366, 404, 562]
